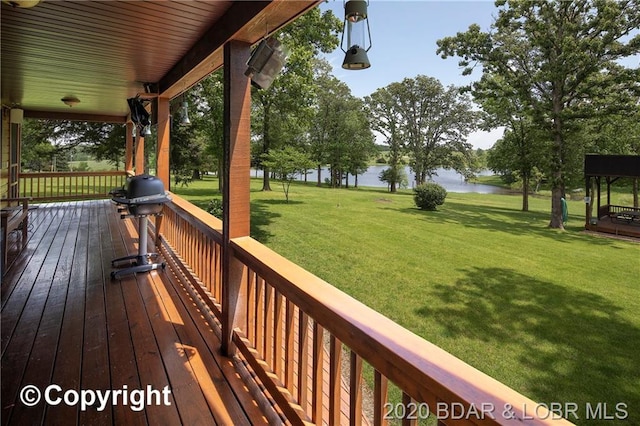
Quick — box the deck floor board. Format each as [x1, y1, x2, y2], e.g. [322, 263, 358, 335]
[1, 200, 256, 425]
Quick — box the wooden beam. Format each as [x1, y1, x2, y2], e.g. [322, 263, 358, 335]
[157, 1, 321, 99]
[24, 110, 126, 123]
[221, 40, 252, 356]
[158, 2, 270, 97]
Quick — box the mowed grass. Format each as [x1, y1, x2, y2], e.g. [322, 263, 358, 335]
[175, 176, 640, 425]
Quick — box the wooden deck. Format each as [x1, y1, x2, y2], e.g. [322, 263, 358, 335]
[1, 200, 270, 425]
[586, 216, 640, 239]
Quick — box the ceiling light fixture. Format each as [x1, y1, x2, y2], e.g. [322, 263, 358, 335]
[2, 0, 40, 8]
[61, 95, 81, 107]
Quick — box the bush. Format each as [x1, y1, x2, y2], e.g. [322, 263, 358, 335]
[206, 198, 223, 219]
[413, 182, 447, 210]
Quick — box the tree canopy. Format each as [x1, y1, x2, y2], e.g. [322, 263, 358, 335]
[366, 75, 479, 187]
[437, 0, 640, 228]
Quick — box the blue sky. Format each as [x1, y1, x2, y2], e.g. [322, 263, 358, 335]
[319, 0, 506, 149]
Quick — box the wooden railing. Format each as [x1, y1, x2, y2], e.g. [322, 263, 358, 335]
[19, 171, 127, 202]
[159, 194, 224, 322]
[157, 193, 574, 426]
[606, 204, 640, 215]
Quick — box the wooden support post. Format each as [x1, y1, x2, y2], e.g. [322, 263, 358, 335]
[155, 97, 170, 246]
[125, 122, 134, 173]
[156, 97, 170, 190]
[135, 133, 145, 175]
[221, 40, 251, 356]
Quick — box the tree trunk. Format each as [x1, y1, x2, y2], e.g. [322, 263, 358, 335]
[634, 178, 639, 208]
[548, 86, 564, 229]
[261, 106, 272, 191]
[317, 165, 322, 187]
[192, 169, 201, 180]
[522, 174, 529, 212]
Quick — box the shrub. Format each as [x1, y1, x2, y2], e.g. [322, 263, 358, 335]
[413, 182, 447, 210]
[206, 198, 223, 219]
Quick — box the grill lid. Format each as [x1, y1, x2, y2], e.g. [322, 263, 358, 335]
[112, 174, 170, 205]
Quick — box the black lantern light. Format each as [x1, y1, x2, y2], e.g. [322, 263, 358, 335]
[341, 0, 372, 70]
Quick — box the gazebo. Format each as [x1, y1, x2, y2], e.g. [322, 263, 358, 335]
[584, 154, 640, 238]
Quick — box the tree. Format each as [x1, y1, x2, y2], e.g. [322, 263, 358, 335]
[170, 93, 206, 183]
[308, 60, 374, 188]
[85, 124, 126, 169]
[21, 119, 124, 171]
[366, 83, 406, 192]
[368, 76, 478, 187]
[487, 122, 548, 211]
[261, 146, 315, 203]
[253, 7, 342, 191]
[379, 167, 408, 192]
[437, 0, 640, 228]
[193, 70, 225, 191]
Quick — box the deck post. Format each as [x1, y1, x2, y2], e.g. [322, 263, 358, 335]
[125, 122, 134, 173]
[135, 134, 145, 175]
[156, 97, 171, 244]
[221, 40, 251, 356]
[156, 97, 170, 190]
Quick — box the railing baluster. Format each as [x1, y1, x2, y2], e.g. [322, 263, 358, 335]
[349, 350, 363, 426]
[274, 290, 284, 380]
[247, 270, 256, 346]
[402, 392, 417, 426]
[374, 370, 389, 426]
[285, 300, 295, 392]
[297, 310, 309, 413]
[264, 280, 274, 367]
[312, 322, 324, 424]
[329, 335, 342, 426]
[255, 275, 264, 359]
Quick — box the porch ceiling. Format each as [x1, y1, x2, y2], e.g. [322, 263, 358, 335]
[1, 0, 319, 121]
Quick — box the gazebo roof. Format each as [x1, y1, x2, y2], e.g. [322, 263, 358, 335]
[584, 154, 640, 179]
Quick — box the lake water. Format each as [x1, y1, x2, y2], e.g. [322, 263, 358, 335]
[252, 165, 510, 194]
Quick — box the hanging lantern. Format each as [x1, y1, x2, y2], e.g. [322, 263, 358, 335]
[340, 0, 372, 70]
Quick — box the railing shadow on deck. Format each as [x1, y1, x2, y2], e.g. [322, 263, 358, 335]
[156, 192, 574, 426]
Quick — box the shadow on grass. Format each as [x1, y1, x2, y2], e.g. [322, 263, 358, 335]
[250, 199, 282, 243]
[416, 267, 640, 423]
[395, 202, 618, 246]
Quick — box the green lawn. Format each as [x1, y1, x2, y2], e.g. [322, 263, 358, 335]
[175, 176, 640, 425]
[68, 159, 119, 171]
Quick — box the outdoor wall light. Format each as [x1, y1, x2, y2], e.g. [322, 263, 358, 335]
[341, 0, 371, 70]
[144, 125, 152, 136]
[245, 37, 288, 89]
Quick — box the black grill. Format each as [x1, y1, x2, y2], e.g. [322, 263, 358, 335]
[110, 174, 171, 279]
